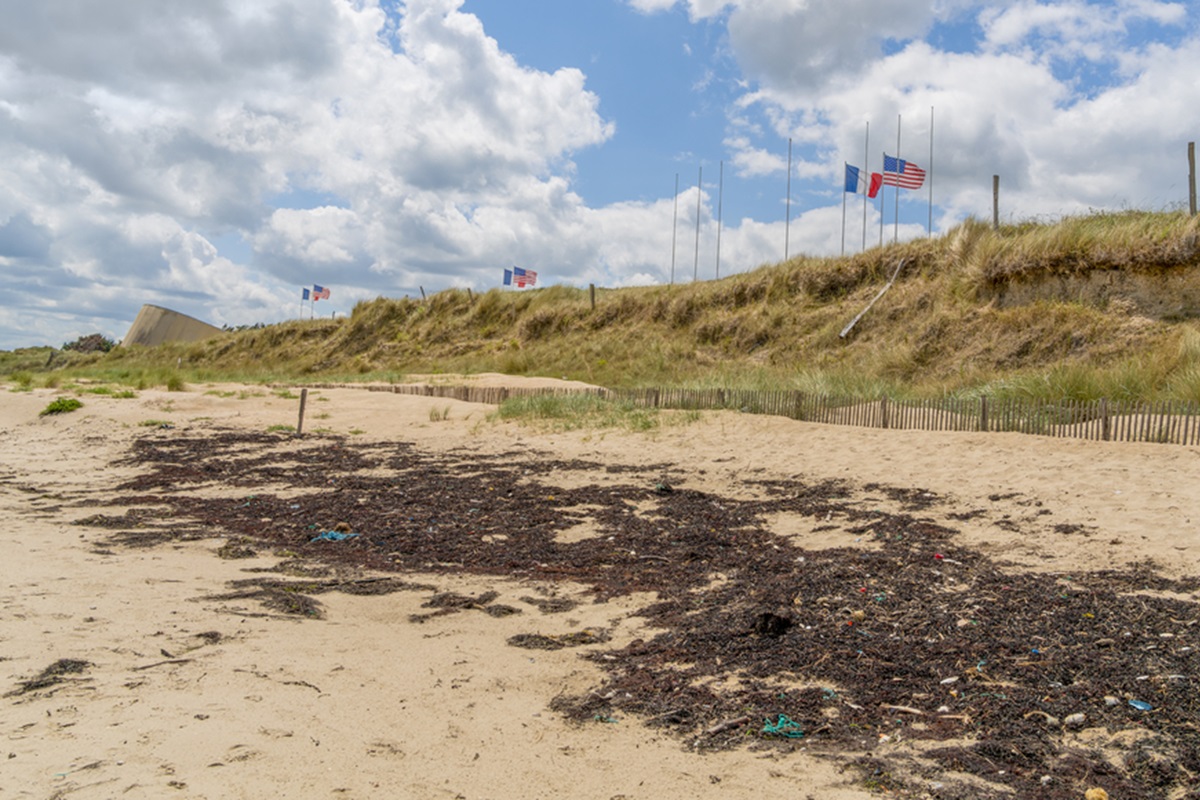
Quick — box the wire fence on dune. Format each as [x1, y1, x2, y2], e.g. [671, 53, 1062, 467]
[357, 383, 1200, 446]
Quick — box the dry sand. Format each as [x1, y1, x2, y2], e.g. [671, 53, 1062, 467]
[2, 379, 1198, 799]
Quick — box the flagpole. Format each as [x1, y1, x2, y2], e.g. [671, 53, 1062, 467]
[670, 173, 678, 285]
[891, 115, 901, 243]
[928, 106, 935, 237]
[862, 121, 869, 252]
[693, 165, 702, 282]
[715, 160, 724, 279]
[841, 162, 848, 257]
[879, 150, 885, 247]
[785, 137, 792, 261]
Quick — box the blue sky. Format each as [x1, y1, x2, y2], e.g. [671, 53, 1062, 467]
[464, 1, 736, 207]
[0, 0, 1197, 349]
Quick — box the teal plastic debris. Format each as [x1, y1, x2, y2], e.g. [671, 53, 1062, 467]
[762, 714, 804, 739]
[310, 531, 359, 542]
[1128, 699, 1153, 711]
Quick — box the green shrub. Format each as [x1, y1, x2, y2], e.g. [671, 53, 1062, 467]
[62, 333, 116, 353]
[40, 397, 83, 416]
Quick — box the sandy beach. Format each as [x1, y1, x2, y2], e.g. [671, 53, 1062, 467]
[2, 379, 1199, 799]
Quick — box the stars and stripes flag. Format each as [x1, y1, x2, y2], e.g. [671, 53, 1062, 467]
[503, 267, 538, 288]
[313, 284, 330, 300]
[881, 155, 926, 190]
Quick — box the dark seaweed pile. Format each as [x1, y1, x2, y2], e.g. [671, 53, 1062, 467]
[98, 428, 1200, 799]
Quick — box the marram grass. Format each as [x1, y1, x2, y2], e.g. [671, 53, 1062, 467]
[7, 211, 1200, 404]
[491, 393, 699, 433]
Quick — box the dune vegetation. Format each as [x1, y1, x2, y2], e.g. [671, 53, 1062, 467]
[7, 210, 1200, 403]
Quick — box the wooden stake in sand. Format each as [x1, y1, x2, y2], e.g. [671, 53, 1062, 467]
[296, 388, 308, 437]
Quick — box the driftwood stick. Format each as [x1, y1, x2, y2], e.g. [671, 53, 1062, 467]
[704, 715, 751, 735]
[133, 658, 194, 671]
[880, 704, 926, 716]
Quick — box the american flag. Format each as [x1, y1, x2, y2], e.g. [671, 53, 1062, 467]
[881, 155, 926, 190]
[512, 267, 537, 288]
[313, 284, 331, 300]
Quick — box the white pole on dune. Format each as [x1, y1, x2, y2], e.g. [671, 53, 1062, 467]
[670, 173, 678, 285]
[894, 113, 901, 244]
[928, 105, 935, 237]
[863, 121, 870, 252]
[715, 160, 724, 279]
[693, 165, 702, 282]
[841, 161, 848, 257]
[785, 137, 792, 261]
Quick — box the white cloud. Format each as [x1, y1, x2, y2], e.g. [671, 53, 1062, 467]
[980, 0, 1187, 56]
[0, 0, 625, 345]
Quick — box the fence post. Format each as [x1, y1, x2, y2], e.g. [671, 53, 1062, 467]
[295, 388, 308, 437]
[1190, 142, 1197, 216]
[589, 283, 596, 310]
[1101, 398, 1110, 441]
[993, 175, 1000, 230]
[979, 396, 989, 432]
[880, 396, 889, 429]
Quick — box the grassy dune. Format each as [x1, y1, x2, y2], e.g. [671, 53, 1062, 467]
[9, 210, 1200, 402]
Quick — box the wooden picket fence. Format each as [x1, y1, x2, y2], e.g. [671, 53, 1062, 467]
[359, 383, 1200, 446]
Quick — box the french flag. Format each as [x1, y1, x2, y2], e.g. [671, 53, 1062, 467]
[844, 164, 883, 198]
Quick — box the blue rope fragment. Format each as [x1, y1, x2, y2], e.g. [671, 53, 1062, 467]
[762, 714, 804, 738]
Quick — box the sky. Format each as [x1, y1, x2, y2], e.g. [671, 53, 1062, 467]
[1, 0, 1197, 349]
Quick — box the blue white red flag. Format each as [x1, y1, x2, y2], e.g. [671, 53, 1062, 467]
[882, 155, 926, 190]
[512, 267, 537, 287]
[844, 164, 883, 198]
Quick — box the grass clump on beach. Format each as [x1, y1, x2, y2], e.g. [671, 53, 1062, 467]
[39, 397, 83, 416]
[493, 393, 698, 433]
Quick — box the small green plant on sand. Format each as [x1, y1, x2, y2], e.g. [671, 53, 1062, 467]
[266, 424, 296, 433]
[429, 405, 451, 422]
[40, 397, 83, 416]
[139, 419, 172, 427]
[492, 393, 698, 433]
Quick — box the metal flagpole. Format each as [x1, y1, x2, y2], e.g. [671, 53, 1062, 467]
[862, 121, 869, 252]
[715, 160, 724, 279]
[693, 166, 702, 282]
[670, 173, 678, 285]
[928, 106, 935, 237]
[785, 137, 792, 261]
[879, 149, 885, 247]
[841, 162, 848, 257]
[893, 114, 901, 243]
